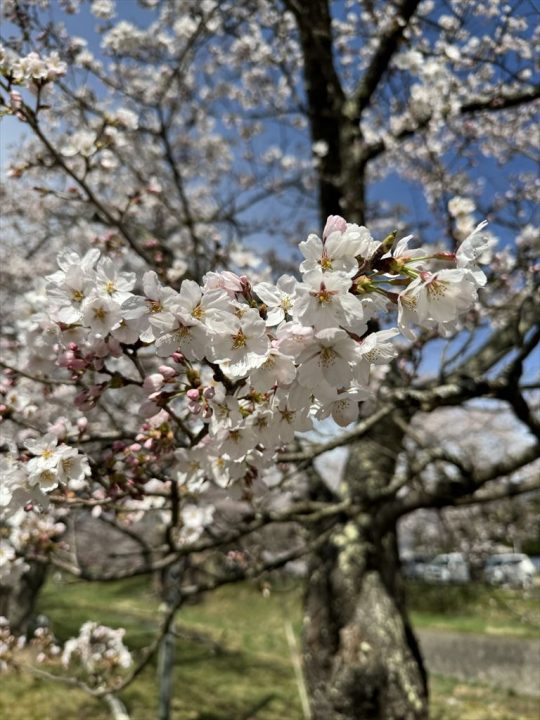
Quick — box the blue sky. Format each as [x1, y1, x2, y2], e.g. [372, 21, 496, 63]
[3, 0, 535, 248]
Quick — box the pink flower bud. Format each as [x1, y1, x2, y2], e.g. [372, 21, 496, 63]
[59, 351, 87, 372]
[203, 386, 215, 399]
[147, 179, 162, 194]
[10, 91, 23, 109]
[107, 338, 122, 357]
[323, 215, 347, 240]
[77, 417, 88, 433]
[143, 373, 164, 393]
[240, 275, 251, 290]
[48, 418, 67, 439]
[171, 352, 185, 364]
[74, 390, 89, 408]
[186, 388, 200, 401]
[158, 365, 177, 380]
[58, 350, 74, 366]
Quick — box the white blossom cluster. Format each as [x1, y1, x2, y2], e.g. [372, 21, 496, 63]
[0, 508, 65, 585]
[0, 617, 25, 672]
[0, 616, 129, 681]
[62, 621, 132, 676]
[23, 434, 91, 492]
[2, 216, 490, 509]
[0, 538, 23, 586]
[0, 432, 90, 513]
[0, 46, 66, 88]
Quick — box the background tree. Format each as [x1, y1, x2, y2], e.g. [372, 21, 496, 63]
[1, 2, 539, 719]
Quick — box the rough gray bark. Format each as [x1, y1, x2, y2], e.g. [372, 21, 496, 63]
[303, 417, 428, 720]
[157, 560, 184, 720]
[0, 561, 47, 634]
[103, 693, 131, 720]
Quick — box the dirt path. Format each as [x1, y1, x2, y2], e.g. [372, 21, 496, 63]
[418, 629, 540, 697]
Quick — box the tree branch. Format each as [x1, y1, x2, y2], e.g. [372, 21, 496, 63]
[391, 441, 540, 518]
[352, 0, 422, 117]
[363, 86, 540, 162]
[19, 106, 156, 269]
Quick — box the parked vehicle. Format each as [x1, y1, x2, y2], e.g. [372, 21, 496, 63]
[401, 554, 430, 580]
[421, 553, 470, 584]
[484, 553, 536, 588]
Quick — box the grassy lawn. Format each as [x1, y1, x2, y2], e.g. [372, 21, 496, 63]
[407, 581, 540, 638]
[2, 576, 303, 720]
[0, 575, 538, 719]
[430, 675, 540, 720]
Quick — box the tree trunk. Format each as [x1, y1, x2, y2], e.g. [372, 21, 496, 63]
[157, 560, 184, 720]
[303, 519, 427, 719]
[0, 561, 47, 635]
[303, 416, 428, 720]
[289, 5, 426, 713]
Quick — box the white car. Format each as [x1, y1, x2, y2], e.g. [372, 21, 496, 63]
[421, 553, 470, 584]
[484, 553, 536, 589]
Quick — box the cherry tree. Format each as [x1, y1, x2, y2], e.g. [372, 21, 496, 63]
[1, 1, 539, 719]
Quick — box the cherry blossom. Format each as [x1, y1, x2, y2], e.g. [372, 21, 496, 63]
[253, 275, 296, 326]
[293, 270, 366, 332]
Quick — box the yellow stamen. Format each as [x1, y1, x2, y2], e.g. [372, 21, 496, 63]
[232, 329, 247, 349]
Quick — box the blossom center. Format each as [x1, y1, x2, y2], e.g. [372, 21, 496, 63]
[312, 283, 337, 304]
[320, 346, 337, 367]
[232, 329, 247, 349]
[175, 326, 192, 339]
[426, 277, 448, 298]
[254, 415, 269, 430]
[320, 254, 333, 271]
[401, 293, 417, 309]
[280, 296, 293, 311]
[279, 407, 295, 424]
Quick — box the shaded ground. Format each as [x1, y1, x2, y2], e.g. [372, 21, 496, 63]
[0, 577, 539, 719]
[419, 629, 540, 698]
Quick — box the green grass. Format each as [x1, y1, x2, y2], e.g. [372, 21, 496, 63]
[430, 675, 540, 720]
[407, 582, 540, 638]
[0, 576, 539, 719]
[1, 576, 303, 720]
